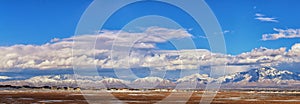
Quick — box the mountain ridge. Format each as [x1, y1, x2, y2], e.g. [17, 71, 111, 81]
[0, 67, 299, 89]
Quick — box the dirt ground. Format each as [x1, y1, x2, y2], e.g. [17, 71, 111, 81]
[0, 90, 299, 104]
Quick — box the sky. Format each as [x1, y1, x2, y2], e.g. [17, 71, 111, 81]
[0, 0, 300, 75]
[0, 0, 93, 46]
[1, 0, 300, 54]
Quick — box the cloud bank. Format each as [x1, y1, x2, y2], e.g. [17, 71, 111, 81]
[1, 27, 300, 75]
[0, 27, 193, 70]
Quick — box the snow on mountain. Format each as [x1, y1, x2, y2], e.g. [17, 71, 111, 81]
[99, 78, 130, 88]
[132, 77, 171, 84]
[26, 74, 106, 85]
[131, 77, 174, 88]
[0, 74, 77, 87]
[217, 67, 300, 85]
[176, 74, 213, 84]
[0, 74, 129, 88]
[0, 67, 300, 88]
[100, 78, 129, 84]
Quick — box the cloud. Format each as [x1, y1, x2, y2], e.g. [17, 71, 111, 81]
[288, 43, 300, 55]
[67, 27, 192, 50]
[262, 28, 300, 41]
[50, 38, 60, 43]
[198, 30, 231, 39]
[223, 30, 230, 34]
[255, 13, 264, 17]
[231, 47, 287, 66]
[0, 26, 231, 72]
[255, 17, 278, 22]
[255, 13, 278, 22]
[0, 27, 193, 71]
[231, 44, 300, 71]
[1, 26, 300, 75]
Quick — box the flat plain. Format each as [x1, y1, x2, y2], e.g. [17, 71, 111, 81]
[0, 90, 300, 104]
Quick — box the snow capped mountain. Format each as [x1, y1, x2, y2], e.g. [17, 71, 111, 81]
[131, 77, 174, 88]
[0, 74, 129, 88]
[30, 74, 76, 82]
[133, 77, 169, 83]
[26, 74, 106, 84]
[217, 67, 300, 84]
[176, 74, 212, 84]
[0, 74, 77, 87]
[99, 78, 130, 88]
[0, 67, 299, 89]
[100, 78, 129, 84]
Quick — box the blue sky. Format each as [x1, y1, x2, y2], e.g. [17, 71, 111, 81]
[0, 0, 92, 45]
[0, 0, 300, 55]
[206, 0, 300, 54]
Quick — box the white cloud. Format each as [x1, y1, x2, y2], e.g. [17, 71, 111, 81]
[0, 27, 193, 71]
[199, 30, 231, 39]
[255, 13, 278, 22]
[255, 13, 265, 17]
[223, 30, 230, 34]
[231, 47, 287, 66]
[1, 26, 300, 75]
[262, 28, 300, 41]
[289, 43, 300, 54]
[255, 17, 278, 22]
[50, 38, 60, 43]
[231, 44, 300, 69]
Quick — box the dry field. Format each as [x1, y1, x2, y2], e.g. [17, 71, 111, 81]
[0, 90, 299, 104]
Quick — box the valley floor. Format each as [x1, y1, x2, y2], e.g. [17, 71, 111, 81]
[0, 90, 300, 104]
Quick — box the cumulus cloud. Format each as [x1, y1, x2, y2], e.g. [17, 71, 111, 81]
[1, 26, 300, 75]
[0, 27, 194, 71]
[288, 43, 300, 55]
[255, 13, 278, 22]
[231, 47, 287, 66]
[0, 26, 230, 72]
[231, 44, 300, 70]
[262, 28, 300, 41]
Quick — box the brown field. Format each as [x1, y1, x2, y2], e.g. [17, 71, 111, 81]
[0, 90, 300, 104]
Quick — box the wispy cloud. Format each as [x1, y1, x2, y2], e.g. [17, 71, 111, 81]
[199, 30, 231, 39]
[256, 17, 278, 22]
[223, 30, 230, 34]
[255, 13, 264, 17]
[262, 28, 300, 41]
[255, 13, 278, 22]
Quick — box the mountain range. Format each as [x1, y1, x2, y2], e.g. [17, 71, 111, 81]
[0, 67, 299, 89]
